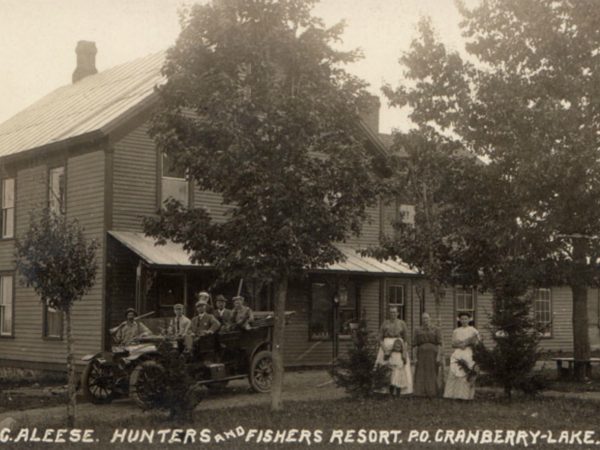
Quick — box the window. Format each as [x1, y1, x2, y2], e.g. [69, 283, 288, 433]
[455, 288, 476, 324]
[309, 282, 332, 340]
[157, 273, 185, 308]
[1, 178, 15, 238]
[161, 152, 189, 205]
[387, 281, 406, 320]
[337, 281, 359, 338]
[397, 203, 415, 226]
[49, 166, 65, 214]
[0, 275, 13, 336]
[44, 302, 62, 339]
[534, 288, 552, 337]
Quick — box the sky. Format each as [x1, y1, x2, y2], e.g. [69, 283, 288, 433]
[0, 0, 468, 133]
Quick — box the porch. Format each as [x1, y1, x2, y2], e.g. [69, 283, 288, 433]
[106, 231, 418, 366]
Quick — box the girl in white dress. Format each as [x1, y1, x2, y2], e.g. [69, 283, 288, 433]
[443, 312, 481, 400]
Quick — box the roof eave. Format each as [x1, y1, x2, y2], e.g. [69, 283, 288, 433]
[0, 129, 107, 166]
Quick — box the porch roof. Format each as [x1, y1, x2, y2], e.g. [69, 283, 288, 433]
[109, 230, 417, 275]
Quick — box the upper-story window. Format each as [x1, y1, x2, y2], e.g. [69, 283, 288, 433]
[49, 166, 65, 214]
[1, 178, 15, 238]
[397, 203, 415, 226]
[161, 152, 189, 206]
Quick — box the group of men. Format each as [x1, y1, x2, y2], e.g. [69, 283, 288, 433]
[113, 291, 255, 345]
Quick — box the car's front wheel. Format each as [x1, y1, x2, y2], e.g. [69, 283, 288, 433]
[81, 359, 115, 404]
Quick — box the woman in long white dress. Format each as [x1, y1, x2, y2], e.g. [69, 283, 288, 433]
[375, 306, 413, 395]
[443, 312, 480, 400]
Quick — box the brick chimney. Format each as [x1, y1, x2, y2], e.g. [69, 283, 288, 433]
[359, 95, 381, 133]
[72, 41, 98, 83]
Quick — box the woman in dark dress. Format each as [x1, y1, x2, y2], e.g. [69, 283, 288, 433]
[413, 312, 442, 397]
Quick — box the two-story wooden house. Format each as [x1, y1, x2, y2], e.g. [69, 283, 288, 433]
[0, 42, 597, 372]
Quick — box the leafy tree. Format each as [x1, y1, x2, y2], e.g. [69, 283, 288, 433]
[144, 0, 383, 411]
[373, 128, 473, 325]
[388, 2, 600, 380]
[16, 209, 98, 427]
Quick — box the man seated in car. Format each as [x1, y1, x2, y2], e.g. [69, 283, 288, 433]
[113, 308, 151, 345]
[190, 298, 220, 335]
[213, 295, 232, 329]
[231, 295, 254, 330]
[167, 303, 191, 338]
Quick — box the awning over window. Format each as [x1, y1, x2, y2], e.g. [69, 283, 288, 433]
[109, 230, 416, 275]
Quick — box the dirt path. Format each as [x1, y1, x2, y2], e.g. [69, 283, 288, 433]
[0, 370, 344, 426]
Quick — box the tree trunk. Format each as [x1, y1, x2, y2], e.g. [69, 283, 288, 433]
[571, 283, 590, 381]
[271, 275, 288, 412]
[571, 239, 591, 381]
[431, 282, 447, 378]
[65, 309, 77, 427]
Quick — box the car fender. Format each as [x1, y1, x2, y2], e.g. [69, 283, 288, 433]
[81, 351, 113, 363]
[124, 344, 158, 362]
[249, 340, 271, 362]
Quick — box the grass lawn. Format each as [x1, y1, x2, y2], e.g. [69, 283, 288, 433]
[8, 392, 600, 449]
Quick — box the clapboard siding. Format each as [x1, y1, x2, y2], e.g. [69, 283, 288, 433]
[193, 188, 230, 223]
[538, 286, 572, 351]
[0, 240, 14, 271]
[0, 165, 50, 363]
[112, 122, 157, 232]
[67, 151, 105, 361]
[345, 202, 381, 247]
[0, 152, 105, 366]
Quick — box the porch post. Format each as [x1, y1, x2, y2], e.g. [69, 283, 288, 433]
[135, 260, 142, 312]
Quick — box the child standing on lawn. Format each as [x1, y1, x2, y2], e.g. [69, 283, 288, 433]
[389, 338, 408, 396]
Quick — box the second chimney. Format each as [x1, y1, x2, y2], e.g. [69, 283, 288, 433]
[72, 41, 97, 83]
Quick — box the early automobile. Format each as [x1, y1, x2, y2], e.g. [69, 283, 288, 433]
[128, 312, 291, 409]
[80, 311, 290, 407]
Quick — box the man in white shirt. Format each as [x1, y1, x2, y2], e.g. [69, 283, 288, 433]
[167, 303, 191, 338]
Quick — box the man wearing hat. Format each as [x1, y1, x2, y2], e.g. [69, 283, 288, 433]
[190, 297, 221, 337]
[231, 296, 254, 330]
[213, 295, 232, 328]
[113, 308, 151, 345]
[167, 303, 191, 338]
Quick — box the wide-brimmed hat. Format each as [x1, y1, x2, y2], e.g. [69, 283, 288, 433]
[215, 295, 227, 303]
[195, 298, 208, 307]
[232, 295, 244, 302]
[125, 307, 137, 316]
[173, 303, 184, 309]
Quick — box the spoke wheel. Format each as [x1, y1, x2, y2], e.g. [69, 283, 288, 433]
[249, 350, 273, 393]
[82, 359, 115, 404]
[129, 360, 166, 409]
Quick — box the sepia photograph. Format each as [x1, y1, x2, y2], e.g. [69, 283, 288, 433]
[0, 0, 599, 448]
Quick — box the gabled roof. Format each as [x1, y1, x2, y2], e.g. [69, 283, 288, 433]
[0, 50, 165, 159]
[0, 48, 390, 161]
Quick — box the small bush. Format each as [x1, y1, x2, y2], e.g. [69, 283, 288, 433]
[140, 341, 202, 420]
[473, 290, 543, 399]
[330, 319, 387, 398]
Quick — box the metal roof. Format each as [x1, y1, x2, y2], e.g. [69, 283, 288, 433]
[109, 230, 416, 275]
[0, 50, 166, 159]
